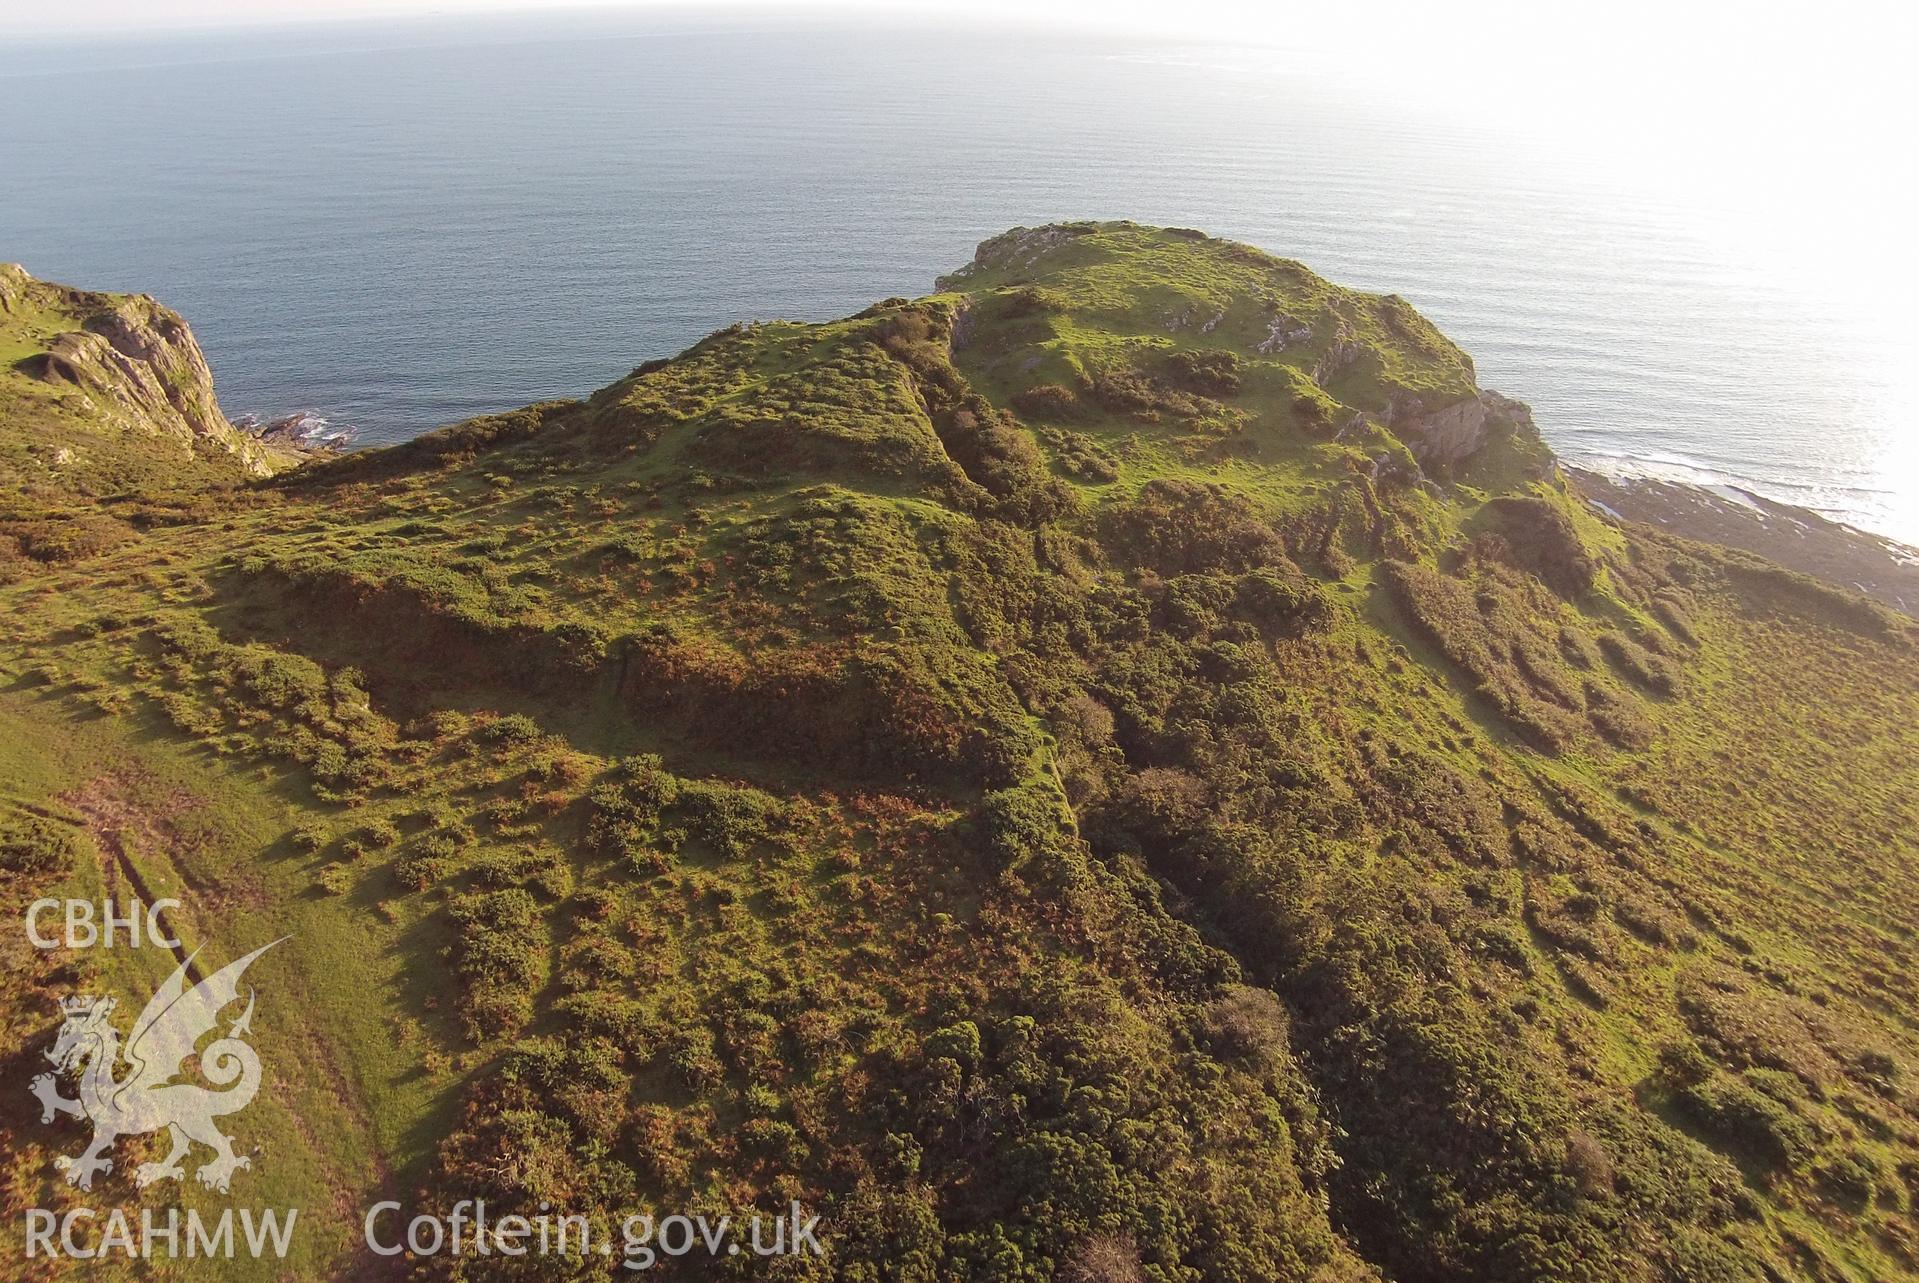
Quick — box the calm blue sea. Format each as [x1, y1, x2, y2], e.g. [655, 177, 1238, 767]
[2, 11, 1913, 543]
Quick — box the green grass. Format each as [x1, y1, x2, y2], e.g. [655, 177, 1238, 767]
[1, 224, 1915, 1281]
[0, 695, 416, 1279]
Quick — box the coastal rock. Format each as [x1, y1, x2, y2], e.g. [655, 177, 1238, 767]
[1257, 307, 1313, 354]
[0, 262, 26, 313]
[248, 410, 353, 450]
[1387, 389, 1533, 471]
[85, 296, 229, 438]
[936, 223, 1097, 286]
[948, 299, 976, 352]
[1311, 338, 1363, 383]
[7, 267, 280, 477]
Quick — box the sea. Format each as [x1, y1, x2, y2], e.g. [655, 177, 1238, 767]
[2, 10, 1914, 544]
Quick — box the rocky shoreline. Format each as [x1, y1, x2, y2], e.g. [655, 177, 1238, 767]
[1570, 466, 1919, 617]
[234, 409, 354, 451]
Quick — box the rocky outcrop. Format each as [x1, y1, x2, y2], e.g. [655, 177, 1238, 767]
[936, 223, 1097, 286]
[0, 262, 27, 314]
[4, 264, 279, 477]
[1385, 389, 1533, 471]
[1257, 311, 1313, 354]
[1310, 337, 1364, 384]
[245, 410, 353, 449]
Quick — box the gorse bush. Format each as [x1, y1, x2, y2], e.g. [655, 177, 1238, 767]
[1104, 479, 1291, 576]
[675, 779, 783, 859]
[1597, 630, 1680, 695]
[978, 784, 1065, 869]
[1479, 494, 1598, 597]
[0, 816, 74, 877]
[1158, 348, 1243, 397]
[483, 713, 542, 746]
[1675, 1072, 1817, 1174]
[1009, 383, 1084, 423]
[446, 887, 545, 1042]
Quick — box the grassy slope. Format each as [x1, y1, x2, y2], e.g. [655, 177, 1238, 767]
[1, 223, 1916, 1282]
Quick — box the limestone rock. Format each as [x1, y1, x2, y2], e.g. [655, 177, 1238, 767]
[1386, 389, 1534, 471]
[6, 267, 279, 477]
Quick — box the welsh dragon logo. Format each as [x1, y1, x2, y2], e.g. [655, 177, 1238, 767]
[29, 940, 281, 1193]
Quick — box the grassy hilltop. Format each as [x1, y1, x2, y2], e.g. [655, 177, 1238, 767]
[2, 222, 1918, 1282]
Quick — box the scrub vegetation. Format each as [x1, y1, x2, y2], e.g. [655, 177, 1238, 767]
[2, 223, 1917, 1281]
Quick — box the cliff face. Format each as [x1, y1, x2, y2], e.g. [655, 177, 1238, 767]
[0, 263, 282, 490]
[1384, 388, 1534, 470]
